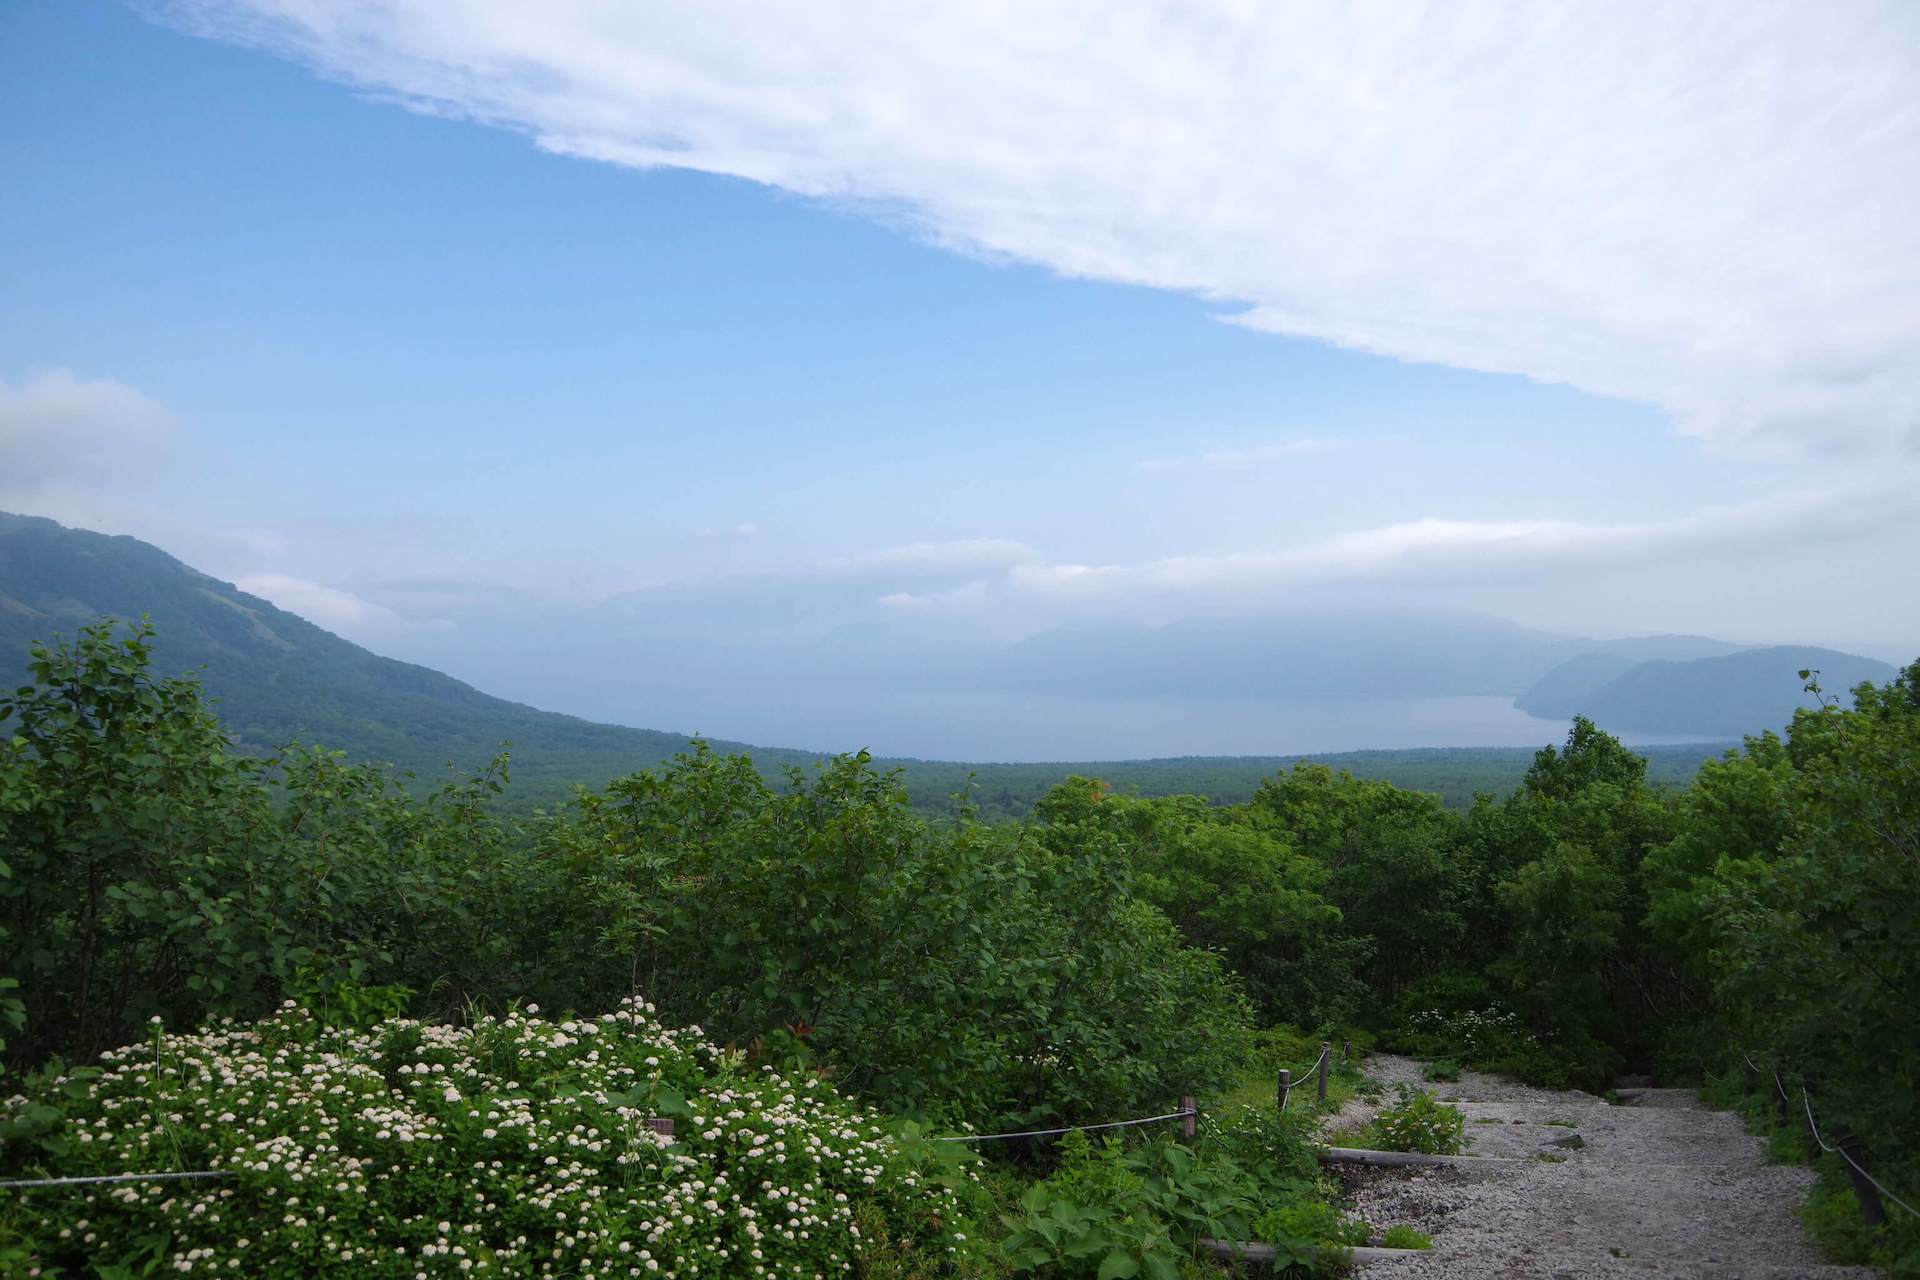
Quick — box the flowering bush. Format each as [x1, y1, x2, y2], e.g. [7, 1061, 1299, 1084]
[1401, 1006, 1533, 1063]
[1366, 1086, 1465, 1156]
[0, 1000, 982, 1279]
[1398, 1005, 1590, 1089]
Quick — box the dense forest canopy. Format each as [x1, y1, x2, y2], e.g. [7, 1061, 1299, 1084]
[3, 620, 1916, 1273]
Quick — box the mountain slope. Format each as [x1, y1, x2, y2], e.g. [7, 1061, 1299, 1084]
[1515, 653, 1643, 718]
[0, 512, 815, 791]
[1518, 645, 1898, 737]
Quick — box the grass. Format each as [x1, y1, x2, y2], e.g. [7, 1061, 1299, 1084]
[1215, 1028, 1373, 1118]
[1379, 1224, 1433, 1251]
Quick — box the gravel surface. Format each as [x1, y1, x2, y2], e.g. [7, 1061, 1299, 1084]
[1321, 1054, 1879, 1279]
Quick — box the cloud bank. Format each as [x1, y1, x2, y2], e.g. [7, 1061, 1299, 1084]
[640, 478, 1920, 633]
[0, 369, 176, 486]
[154, 0, 1920, 452]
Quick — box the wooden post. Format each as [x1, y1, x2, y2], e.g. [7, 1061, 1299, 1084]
[1317, 1044, 1331, 1102]
[1277, 1068, 1292, 1112]
[1180, 1095, 1197, 1142]
[1832, 1128, 1888, 1227]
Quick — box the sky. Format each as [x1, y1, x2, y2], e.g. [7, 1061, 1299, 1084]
[2, 1, 1917, 751]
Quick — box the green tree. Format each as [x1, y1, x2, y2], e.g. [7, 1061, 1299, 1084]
[0, 622, 285, 1063]
[1247, 764, 1466, 999]
[1032, 781, 1360, 1024]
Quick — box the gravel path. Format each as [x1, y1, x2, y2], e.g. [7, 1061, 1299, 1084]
[1323, 1054, 1878, 1279]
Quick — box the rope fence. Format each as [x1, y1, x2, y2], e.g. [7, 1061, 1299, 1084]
[1277, 1041, 1336, 1112]
[1, 1170, 234, 1190]
[1739, 1050, 1917, 1224]
[6, 1103, 1212, 1187]
[935, 1105, 1197, 1144]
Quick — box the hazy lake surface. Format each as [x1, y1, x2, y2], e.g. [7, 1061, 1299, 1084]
[650, 691, 1720, 762]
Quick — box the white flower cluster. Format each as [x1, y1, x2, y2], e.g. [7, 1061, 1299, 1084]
[4, 999, 973, 1278]
[1406, 1005, 1536, 1058]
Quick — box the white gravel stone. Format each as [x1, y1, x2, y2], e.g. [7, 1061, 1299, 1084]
[1322, 1054, 1878, 1279]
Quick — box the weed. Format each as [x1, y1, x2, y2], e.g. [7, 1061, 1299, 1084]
[1379, 1224, 1433, 1250]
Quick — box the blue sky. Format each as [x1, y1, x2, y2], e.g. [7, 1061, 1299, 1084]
[3, 1, 1916, 724]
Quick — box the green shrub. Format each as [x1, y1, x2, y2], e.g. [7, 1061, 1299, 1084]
[1201, 1102, 1322, 1188]
[1379, 1224, 1433, 1250]
[1247, 1200, 1368, 1277]
[996, 1133, 1235, 1280]
[1366, 1086, 1465, 1155]
[0, 1000, 982, 1278]
[996, 1105, 1340, 1280]
[1421, 1058, 1460, 1082]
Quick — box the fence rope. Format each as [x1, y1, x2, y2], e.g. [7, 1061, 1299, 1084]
[1277, 1048, 1330, 1112]
[935, 1107, 1195, 1144]
[1742, 1050, 1917, 1220]
[1, 1170, 234, 1190]
[1798, 1085, 1919, 1219]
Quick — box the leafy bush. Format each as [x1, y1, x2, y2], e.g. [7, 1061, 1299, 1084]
[996, 1133, 1237, 1280]
[0, 999, 981, 1278]
[1033, 784, 1366, 1026]
[1199, 1103, 1321, 1189]
[1378, 1224, 1433, 1250]
[996, 1105, 1337, 1280]
[1246, 1199, 1368, 1276]
[1366, 1086, 1465, 1155]
[1421, 1059, 1460, 1082]
[539, 750, 1255, 1130]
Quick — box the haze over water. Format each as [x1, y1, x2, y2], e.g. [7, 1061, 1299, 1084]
[601, 691, 1719, 762]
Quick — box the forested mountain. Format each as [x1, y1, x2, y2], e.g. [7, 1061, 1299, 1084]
[1517, 645, 1897, 734]
[0, 512, 821, 794]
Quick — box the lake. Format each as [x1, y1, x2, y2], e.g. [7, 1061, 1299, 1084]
[643, 689, 1723, 762]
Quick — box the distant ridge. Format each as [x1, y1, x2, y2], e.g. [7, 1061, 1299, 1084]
[0, 511, 817, 793]
[1517, 645, 1898, 735]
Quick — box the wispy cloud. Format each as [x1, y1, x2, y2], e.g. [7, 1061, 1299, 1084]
[234, 572, 456, 637]
[155, 1, 1920, 453]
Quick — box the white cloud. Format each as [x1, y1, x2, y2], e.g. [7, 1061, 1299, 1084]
[0, 369, 176, 485]
[156, 1, 1920, 452]
[234, 572, 455, 637]
[866, 478, 1919, 618]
